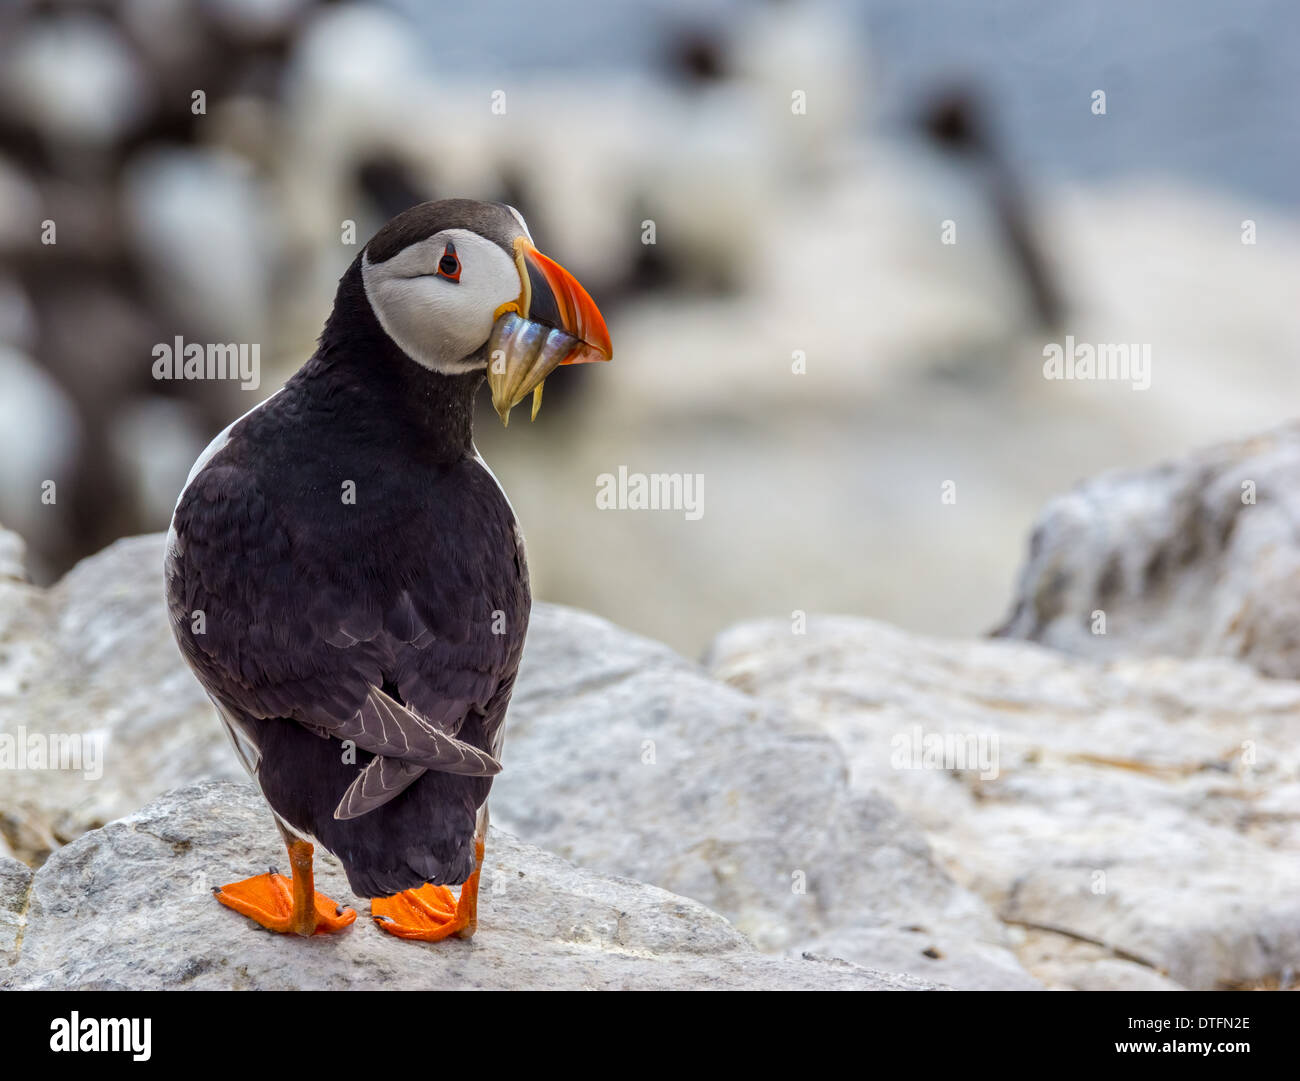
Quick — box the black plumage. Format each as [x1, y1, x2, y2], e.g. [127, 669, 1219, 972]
[166, 225, 530, 898]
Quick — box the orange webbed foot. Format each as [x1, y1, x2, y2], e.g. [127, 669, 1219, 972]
[215, 869, 357, 936]
[215, 842, 357, 937]
[372, 841, 482, 942]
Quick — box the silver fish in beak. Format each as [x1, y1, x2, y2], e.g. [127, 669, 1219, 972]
[487, 239, 612, 425]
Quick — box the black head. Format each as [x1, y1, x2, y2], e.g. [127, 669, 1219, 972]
[323, 198, 612, 425]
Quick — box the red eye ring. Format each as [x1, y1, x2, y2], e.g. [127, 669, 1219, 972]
[436, 242, 461, 283]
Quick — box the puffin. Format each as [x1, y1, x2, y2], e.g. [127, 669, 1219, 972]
[165, 199, 611, 940]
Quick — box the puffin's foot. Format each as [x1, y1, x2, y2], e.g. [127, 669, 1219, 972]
[215, 840, 357, 937]
[215, 873, 356, 936]
[372, 840, 483, 942]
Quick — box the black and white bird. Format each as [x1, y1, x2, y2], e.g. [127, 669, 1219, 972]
[165, 199, 611, 939]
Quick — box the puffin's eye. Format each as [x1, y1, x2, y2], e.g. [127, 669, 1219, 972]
[436, 243, 461, 283]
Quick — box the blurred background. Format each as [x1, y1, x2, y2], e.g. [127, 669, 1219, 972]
[0, 0, 1296, 656]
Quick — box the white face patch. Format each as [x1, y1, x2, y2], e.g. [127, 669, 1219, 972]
[361, 228, 522, 374]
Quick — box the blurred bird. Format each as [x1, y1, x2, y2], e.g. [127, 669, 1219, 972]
[165, 199, 611, 939]
[918, 85, 1065, 331]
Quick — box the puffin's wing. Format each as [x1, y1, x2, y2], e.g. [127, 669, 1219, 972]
[330, 678, 516, 820]
[328, 685, 501, 775]
[333, 755, 426, 820]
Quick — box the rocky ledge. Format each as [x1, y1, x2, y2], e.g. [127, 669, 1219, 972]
[0, 781, 931, 991]
[0, 530, 1028, 990]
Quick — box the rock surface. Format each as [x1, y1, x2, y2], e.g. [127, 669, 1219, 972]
[29, 513, 1300, 990]
[994, 423, 1300, 679]
[0, 853, 32, 964]
[0, 528, 1029, 990]
[0, 782, 936, 991]
[706, 616, 1300, 990]
[497, 604, 1036, 990]
[0, 534, 241, 863]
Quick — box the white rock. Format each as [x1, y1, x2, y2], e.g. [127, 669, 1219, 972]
[706, 615, 1300, 990]
[0, 781, 936, 991]
[0, 534, 240, 861]
[0, 853, 31, 963]
[495, 603, 1035, 988]
[995, 422, 1300, 680]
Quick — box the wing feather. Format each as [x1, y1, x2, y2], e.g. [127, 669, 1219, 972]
[328, 685, 502, 776]
[334, 756, 426, 820]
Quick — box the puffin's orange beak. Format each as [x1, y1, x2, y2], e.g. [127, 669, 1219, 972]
[487, 239, 612, 425]
[519, 244, 612, 365]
